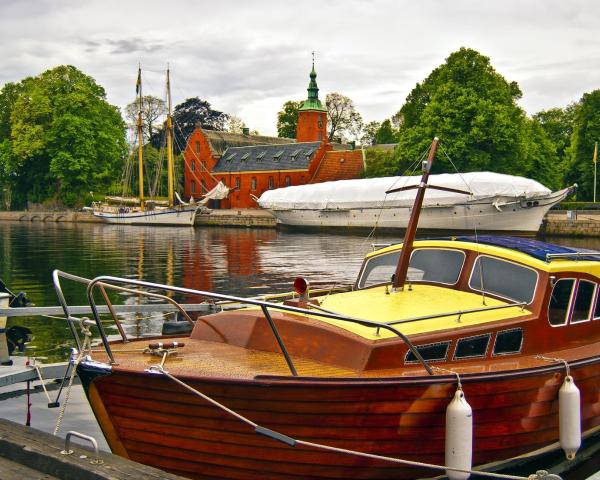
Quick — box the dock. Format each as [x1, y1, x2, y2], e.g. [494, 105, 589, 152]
[0, 418, 186, 479]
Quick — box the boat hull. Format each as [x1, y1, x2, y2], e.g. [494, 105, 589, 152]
[93, 206, 199, 226]
[267, 190, 569, 234]
[80, 356, 600, 480]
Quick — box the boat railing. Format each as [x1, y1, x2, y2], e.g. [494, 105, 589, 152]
[52, 270, 435, 376]
[546, 252, 600, 262]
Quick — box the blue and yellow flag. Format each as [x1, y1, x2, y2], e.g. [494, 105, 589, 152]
[135, 67, 141, 95]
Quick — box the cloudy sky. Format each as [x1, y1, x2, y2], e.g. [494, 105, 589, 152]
[1, 0, 598, 136]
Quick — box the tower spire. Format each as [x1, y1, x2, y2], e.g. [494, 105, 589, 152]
[300, 53, 327, 112]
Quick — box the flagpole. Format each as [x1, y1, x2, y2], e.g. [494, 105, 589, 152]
[594, 141, 598, 203]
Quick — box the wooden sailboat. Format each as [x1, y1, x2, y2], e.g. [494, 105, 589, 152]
[56, 138, 600, 479]
[93, 68, 199, 226]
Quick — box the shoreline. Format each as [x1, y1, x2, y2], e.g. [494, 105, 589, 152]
[1, 209, 600, 237]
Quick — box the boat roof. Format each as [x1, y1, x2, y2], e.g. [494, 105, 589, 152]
[369, 236, 600, 273]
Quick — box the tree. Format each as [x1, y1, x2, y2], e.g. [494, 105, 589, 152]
[170, 97, 228, 154]
[363, 149, 399, 178]
[394, 48, 548, 182]
[360, 121, 380, 146]
[565, 90, 600, 200]
[0, 65, 128, 207]
[534, 104, 577, 166]
[124, 95, 166, 143]
[374, 119, 398, 144]
[326, 92, 363, 142]
[276, 100, 302, 138]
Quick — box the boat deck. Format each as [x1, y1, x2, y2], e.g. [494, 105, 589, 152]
[95, 336, 600, 380]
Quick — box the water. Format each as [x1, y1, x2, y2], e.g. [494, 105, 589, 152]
[1, 222, 600, 455]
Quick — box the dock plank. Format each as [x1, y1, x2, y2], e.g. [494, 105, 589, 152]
[0, 418, 187, 480]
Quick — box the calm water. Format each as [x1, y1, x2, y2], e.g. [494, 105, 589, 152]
[2, 222, 600, 454]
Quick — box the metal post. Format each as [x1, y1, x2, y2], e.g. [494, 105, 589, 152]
[0, 293, 10, 365]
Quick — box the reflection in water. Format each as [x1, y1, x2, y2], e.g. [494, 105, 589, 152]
[1, 221, 597, 362]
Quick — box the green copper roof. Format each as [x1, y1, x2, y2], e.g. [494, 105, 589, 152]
[299, 63, 327, 112]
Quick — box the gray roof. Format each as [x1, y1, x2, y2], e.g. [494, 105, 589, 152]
[213, 141, 321, 173]
[202, 129, 295, 156]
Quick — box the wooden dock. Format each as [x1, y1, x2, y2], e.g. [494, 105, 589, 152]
[0, 418, 186, 479]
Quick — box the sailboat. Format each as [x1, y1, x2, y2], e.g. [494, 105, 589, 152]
[93, 68, 203, 226]
[56, 138, 600, 479]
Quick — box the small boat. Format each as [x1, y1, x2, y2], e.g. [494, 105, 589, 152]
[92, 68, 227, 226]
[258, 172, 575, 235]
[56, 138, 600, 479]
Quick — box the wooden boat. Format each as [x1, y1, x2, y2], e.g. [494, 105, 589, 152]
[55, 138, 600, 479]
[92, 68, 211, 226]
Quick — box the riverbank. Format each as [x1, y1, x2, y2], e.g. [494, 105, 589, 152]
[2, 208, 600, 236]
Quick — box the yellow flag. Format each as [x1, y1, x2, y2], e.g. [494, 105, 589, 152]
[594, 142, 598, 164]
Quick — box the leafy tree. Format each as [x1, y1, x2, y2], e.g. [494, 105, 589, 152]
[360, 121, 380, 146]
[394, 48, 549, 182]
[374, 119, 398, 144]
[534, 104, 577, 174]
[0, 65, 127, 207]
[326, 92, 363, 142]
[124, 95, 166, 143]
[363, 149, 399, 178]
[566, 90, 600, 199]
[276, 100, 302, 138]
[169, 97, 228, 154]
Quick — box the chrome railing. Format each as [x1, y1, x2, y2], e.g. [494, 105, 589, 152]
[52, 270, 434, 375]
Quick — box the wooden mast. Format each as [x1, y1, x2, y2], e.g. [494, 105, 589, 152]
[136, 66, 145, 212]
[166, 67, 174, 208]
[392, 137, 439, 291]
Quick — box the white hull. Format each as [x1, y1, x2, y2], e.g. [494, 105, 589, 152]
[93, 206, 199, 226]
[267, 189, 570, 233]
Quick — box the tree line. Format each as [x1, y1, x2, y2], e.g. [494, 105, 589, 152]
[1, 48, 599, 208]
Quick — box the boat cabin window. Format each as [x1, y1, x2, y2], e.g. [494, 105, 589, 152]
[405, 341, 450, 364]
[357, 248, 465, 289]
[548, 279, 574, 326]
[493, 328, 523, 356]
[454, 334, 490, 360]
[469, 256, 537, 304]
[572, 280, 595, 323]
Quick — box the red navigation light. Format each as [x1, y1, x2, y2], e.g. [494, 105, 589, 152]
[294, 277, 309, 296]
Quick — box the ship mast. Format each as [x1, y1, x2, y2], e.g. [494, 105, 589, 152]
[136, 66, 145, 212]
[166, 67, 174, 208]
[391, 137, 439, 291]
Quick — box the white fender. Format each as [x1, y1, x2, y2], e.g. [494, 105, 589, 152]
[445, 388, 473, 480]
[559, 375, 581, 460]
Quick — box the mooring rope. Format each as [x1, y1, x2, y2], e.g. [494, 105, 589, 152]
[150, 364, 560, 480]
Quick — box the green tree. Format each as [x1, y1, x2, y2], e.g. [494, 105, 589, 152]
[363, 149, 399, 178]
[374, 119, 398, 144]
[276, 100, 302, 138]
[360, 121, 380, 146]
[566, 90, 600, 200]
[326, 92, 363, 142]
[395, 48, 534, 178]
[0, 65, 128, 207]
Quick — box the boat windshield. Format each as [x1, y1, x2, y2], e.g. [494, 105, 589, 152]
[357, 248, 465, 289]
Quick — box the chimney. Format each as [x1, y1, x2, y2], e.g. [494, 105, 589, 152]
[242, 127, 250, 136]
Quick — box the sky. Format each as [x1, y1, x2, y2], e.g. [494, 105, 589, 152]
[1, 0, 599, 136]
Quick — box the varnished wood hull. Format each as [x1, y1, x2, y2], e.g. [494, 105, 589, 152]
[80, 356, 600, 480]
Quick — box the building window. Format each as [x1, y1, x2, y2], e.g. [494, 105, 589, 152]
[285, 176, 291, 187]
[318, 118, 323, 129]
[268, 177, 274, 189]
[201, 160, 206, 172]
[191, 180, 196, 194]
[201, 180, 207, 194]
[195, 142, 201, 154]
[235, 177, 241, 190]
[191, 160, 195, 172]
[318, 132, 322, 141]
[251, 177, 257, 190]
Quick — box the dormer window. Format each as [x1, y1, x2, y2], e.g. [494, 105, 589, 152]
[226, 153, 235, 161]
[241, 152, 250, 161]
[290, 149, 301, 160]
[257, 151, 266, 161]
[273, 150, 284, 160]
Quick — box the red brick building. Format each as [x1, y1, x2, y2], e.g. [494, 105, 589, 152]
[183, 64, 364, 209]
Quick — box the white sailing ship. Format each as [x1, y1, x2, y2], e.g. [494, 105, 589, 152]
[258, 172, 574, 234]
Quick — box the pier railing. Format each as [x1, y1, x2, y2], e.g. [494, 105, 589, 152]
[52, 270, 435, 375]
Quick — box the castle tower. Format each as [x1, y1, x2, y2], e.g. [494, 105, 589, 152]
[296, 58, 327, 143]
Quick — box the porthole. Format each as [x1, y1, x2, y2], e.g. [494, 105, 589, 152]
[454, 334, 491, 360]
[493, 328, 523, 356]
[405, 341, 451, 364]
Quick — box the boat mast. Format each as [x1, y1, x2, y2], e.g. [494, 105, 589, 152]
[392, 137, 439, 291]
[166, 67, 174, 208]
[137, 66, 145, 212]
